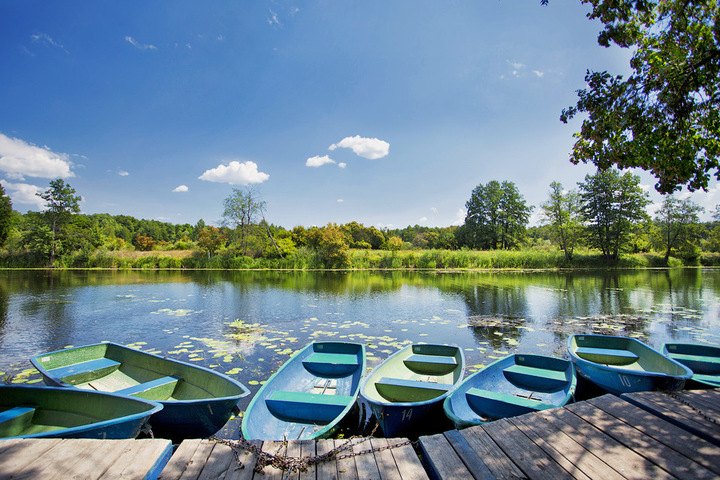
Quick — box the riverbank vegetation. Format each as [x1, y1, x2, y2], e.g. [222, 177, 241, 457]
[1, 171, 720, 270]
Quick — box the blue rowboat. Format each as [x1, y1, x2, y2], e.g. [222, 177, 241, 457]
[242, 341, 365, 440]
[0, 385, 162, 439]
[663, 343, 720, 388]
[360, 344, 464, 437]
[443, 354, 576, 429]
[568, 334, 692, 394]
[30, 342, 249, 440]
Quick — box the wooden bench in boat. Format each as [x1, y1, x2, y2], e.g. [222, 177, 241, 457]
[375, 377, 452, 402]
[404, 354, 457, 375]
[466, 388, 555, 415]
[48, 358, 121, 383]
[265, 391, 354, 423]
[302, 353, 359, 376]
[115, 376, 180, 400]
[0, 407, 35, 432]
[503, 364, 568, 390]
[575, 347, 639, 365]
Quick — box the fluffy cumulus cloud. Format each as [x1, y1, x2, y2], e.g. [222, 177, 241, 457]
[329, 136, 390, 160]
[0, 133, 74, 180]
[0, 180, 45, 210]
[198, 160, 269, 185]
[173, 185, 189, 192]
[306, 155, 336, 168]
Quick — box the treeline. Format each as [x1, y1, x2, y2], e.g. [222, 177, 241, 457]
[1, 170, 720, 270]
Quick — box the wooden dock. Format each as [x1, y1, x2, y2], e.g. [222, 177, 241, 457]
[2, 390, 719, 479]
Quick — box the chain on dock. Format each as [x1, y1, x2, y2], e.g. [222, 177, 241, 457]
[210, 423, 415, 473]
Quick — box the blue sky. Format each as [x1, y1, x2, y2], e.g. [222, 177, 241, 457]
[1, 1, 718, 229]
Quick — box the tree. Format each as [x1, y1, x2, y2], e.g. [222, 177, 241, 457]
[560, 0, 720, 194]
[464, 180, 532, 249]
[578, 169, 650, 259]
[197, 226, 226, 257]
[540, 181, 583, 261]
[222, 187, 265, 255]
[655, 195, 704, 263]
[37, 179, 82, 265]
[0, 183, 13, 248]
[315, 224, 350, 268]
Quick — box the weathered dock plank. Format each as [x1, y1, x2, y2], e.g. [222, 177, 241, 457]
[316, 439, 339, 480]
[459, 424, 526, 480]
[385, 438, 429, 480]
[418, 433, 473, 479]
[0, 439, 171, 480]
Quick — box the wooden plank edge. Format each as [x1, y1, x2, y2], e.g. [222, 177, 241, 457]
[443, 430, 496, 480]
[144, 441, 174, 480]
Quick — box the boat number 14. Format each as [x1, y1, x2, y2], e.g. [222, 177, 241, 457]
[402, 409, 413, 422]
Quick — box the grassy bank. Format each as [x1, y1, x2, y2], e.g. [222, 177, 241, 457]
[2, 247, 719, 270]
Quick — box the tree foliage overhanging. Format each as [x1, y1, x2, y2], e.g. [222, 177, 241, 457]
[558, 0, 720, 194]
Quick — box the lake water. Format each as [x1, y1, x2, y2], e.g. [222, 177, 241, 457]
[1, 268, 719, 438]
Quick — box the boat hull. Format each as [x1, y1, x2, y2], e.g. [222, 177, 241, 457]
[443, 354, 576, 430]
[663, 343, 720, 388]
[568, 335, 692, 395]
[0, 385, 162, 439]
[30, 343, 249, 440]
[360, 344, 464, 437]
[242, 342, 365, 440]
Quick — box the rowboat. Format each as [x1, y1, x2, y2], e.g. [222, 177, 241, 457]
[443, 354, 576, 429]
[242, 341, 365, 440]
[0, 385, 162, 439]
[568, 334, 692, 394]
[30, 342, 249, 439]
[360, 344, 464, 437]
[663, 343, 720, 387]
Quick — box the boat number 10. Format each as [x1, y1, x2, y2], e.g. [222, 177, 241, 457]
[401, 409, 413, 422]
[619, 375, 632, 388]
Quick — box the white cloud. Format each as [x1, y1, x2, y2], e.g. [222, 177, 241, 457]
[198, 160, 269, 185]
[337, 199, 344, 203]
[532, 70, 545, 78]
[0, 180, 45, 210]
[452, 208, 466, 226]
[419, 216, 428, 222]
[173, 185, 189, 192]
[31, 33, 68, 54]
[267, 10, 281, 26]
[118, 170, 129, 176]
[329, 135, 390, 160]
[125, 36, 157, 51]
[306, 155, 336, 168]
[0, 133, 74, 180]
[338, 162, 347, 169]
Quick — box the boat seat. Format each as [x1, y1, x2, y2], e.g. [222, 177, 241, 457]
[466, 388, 555, 418]
[575, 347, 639, 366]
[48, 358, 121, 384]
[265, 391, 354, 423]
[303, 353, 359, 376]
[115, 376, 179, 400]
[0, 407, 36, 437]
[668, 353, 720, 366]
[404, 354, 458, 375]
[503, 364, 568, 391]
[375, 377, 451, 402]
[692, 374, 720, 386]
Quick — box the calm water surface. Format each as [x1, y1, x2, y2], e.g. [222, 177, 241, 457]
[1, 268, 719, 438]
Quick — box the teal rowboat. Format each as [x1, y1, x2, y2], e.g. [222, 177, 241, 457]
[568, 335, 692, 394]
[30, 342, 249, 440]
[0, 385, 162, 439]
[443, 354, 576, 429]
[360, 344, 464, 437]
[663, 343, 720, 387]
[242, 342, 365, 440]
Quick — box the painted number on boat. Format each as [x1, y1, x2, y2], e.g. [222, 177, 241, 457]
[620, 375, 632, 388]
[402, 409, 413, 422]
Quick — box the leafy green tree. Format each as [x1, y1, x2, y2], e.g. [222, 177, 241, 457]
[0, 184, 13, 248]
[464, 180, 532, 250]
[223, 187, 265, 255]
[37, 179, 82, 265]
[560, 0, 720, 194]
[315, 224, 350, 268]
[654, 195, 704, 263]
[386, 236, 403, 252]
[578, 169, 650, 260]
[540, 181, 583, 261]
